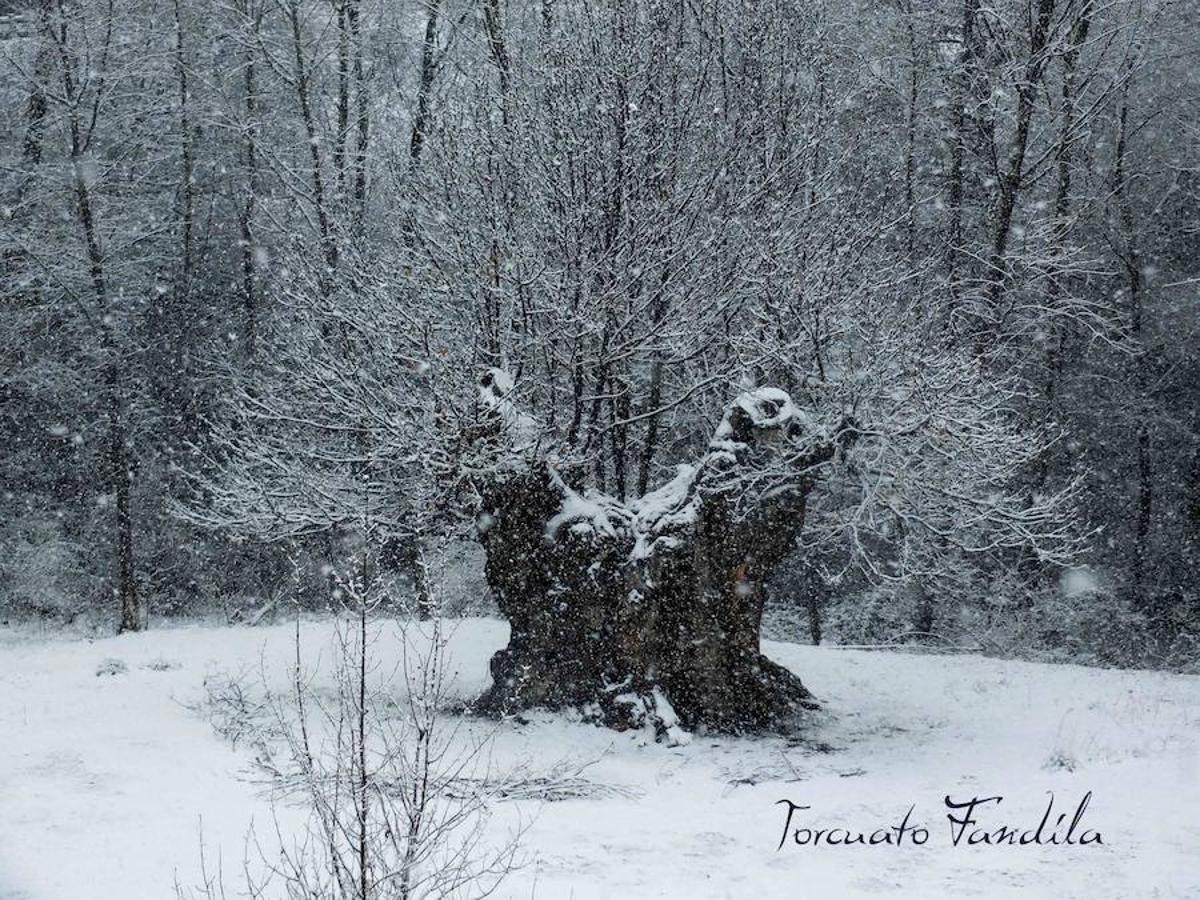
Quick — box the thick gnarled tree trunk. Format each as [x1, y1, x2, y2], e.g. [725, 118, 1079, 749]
[469, 372, 854, 737]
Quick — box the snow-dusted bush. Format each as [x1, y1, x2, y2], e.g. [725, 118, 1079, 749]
[0, 515, 86, 620]
[177, 565, 521, 900]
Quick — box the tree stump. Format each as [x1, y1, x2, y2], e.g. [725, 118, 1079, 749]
[469, 371, 854, 737]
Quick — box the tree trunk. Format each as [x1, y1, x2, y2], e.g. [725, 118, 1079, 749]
[409, 0, 441, 167]
[51, 15, 143, 632]
[469, 374, 853, 735]
[977, 0, 1056, 347]
[239, 32, 259, 360]
[112, 389, 141, 633]
[797, 562, 824, 645]
[946, 0, 978, 297]
[1036, 1, 1091, 493]
[287, 0, 338, 278]
[1113, 75, 1154, 617]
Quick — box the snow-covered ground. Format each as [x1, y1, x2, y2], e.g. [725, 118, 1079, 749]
[1, 617, 1197, 899]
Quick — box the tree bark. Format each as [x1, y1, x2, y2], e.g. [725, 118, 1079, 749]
[469, 374, 853, 735]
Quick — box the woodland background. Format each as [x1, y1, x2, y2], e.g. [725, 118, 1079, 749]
[1, 0, 1198, 670]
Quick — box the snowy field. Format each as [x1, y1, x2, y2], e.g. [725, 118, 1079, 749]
[1, 617, 1197, 899]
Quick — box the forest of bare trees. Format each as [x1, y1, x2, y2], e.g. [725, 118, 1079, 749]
[2, 0, 1198, 676]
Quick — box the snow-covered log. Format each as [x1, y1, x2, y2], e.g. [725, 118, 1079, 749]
[469, 372, 856, 736]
